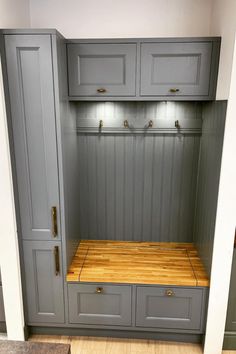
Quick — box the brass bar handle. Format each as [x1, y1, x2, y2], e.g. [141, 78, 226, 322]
[170, 88, 180, 93]
[54, 246, 60, 276]
[51, 206, 58, 237]
[166, 289, 174, 296]
[96, 287, 103, 294]
[97, 88, 106, 93]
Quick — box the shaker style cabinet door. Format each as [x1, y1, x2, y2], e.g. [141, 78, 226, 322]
[23, 241, 64, 324]
[67, 43, 137, 97]
[140, 42, 213, 97]
[4, 35, 61, 241]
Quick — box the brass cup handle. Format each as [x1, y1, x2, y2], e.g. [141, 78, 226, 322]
[166, 289, 174, 296]
[97, 88, 107, 93]
[96, 287, 103, 294]
[124, 120, 129, 128]
[170, 88, 180, 93]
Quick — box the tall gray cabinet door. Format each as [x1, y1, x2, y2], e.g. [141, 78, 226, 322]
[67, 43, 136, 97]
[226, 250, 236, 332]
[4, 35, 60, 241]
[140, 42, 212, 97]
[23, 241, 64, 324]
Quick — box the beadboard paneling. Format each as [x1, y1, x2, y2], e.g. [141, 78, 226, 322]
[193, 101, 227, 276]
[77, 133, 200, 242]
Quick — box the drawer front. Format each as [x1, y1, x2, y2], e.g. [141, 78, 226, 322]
[67, 43, 136, 97]
[136, 286, 204, 330]
[140, 42, 212, 97]
[68, 284, 132, 326]
[0, 286, 5, 322]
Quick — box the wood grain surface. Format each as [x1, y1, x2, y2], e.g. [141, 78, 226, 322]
[67, 240, 209, 287]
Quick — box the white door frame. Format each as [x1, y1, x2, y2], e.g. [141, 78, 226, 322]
[204, 36, 236, 354]
[0, 55, 25, 340]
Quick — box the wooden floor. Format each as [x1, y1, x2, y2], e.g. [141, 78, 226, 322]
[29, 335, 236, 354]
[67, 240, 209, 286]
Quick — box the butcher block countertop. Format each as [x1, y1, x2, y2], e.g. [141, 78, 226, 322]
[0, 340, 71, 354]
[67, 240, 209, 287]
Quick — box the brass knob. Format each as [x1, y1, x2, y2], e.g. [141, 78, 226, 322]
[96, 287, 103, 294]
[170, 88, 180, 93]
[97, 88, 106, 93]
[166, 289, 174, 296]
[175, 120, 180, 129]
[124, 120, 129, 128]
[148, 120, 153, 128]
[99, 120, 103, 129]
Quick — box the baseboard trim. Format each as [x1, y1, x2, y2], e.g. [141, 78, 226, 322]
[29, 326, 202, 343]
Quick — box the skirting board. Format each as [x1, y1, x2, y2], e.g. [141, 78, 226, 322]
[29, 326, 203, 344]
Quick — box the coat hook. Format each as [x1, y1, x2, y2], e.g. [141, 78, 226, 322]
[148, 120, 153, 128]
[175, 120, 180, 129]
[99, 120, 103, 129]
[124, 120, 129, 128]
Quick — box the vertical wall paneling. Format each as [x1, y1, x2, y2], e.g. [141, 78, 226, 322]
[193, 101, 227, 276]
[76, 102, 202, 242]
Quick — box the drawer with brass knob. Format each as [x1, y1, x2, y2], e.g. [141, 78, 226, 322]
[68, 284, 132, 326]
[136, 286, 207, 331]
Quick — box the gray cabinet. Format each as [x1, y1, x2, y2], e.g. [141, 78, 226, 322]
[67, 38, 220, 100]
[23, 241, 64, 324]
[4, 34, 60, 241]
[67, 43, 137, 97]
[225, 250, 236, 332]
[0, 286, 5, 322]
[140, 42, 213, 97]
[68, 284, 132, 326]
[136, 286, 205, 331]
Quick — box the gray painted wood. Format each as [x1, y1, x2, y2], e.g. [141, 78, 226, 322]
[194, 101, 227, 276]
[0, 286, 5, 322]
[68, 284, 132, 326]
[140, 42, 212, 97]
[67, 38, 220, 101]
[136, 286, 204, 331]
[225, 250, 236, 333]
[23, 240, 65, 324]
[4, 34, 61, 241]
[67, 43, 136, 97]
[76, 102, 201, 242]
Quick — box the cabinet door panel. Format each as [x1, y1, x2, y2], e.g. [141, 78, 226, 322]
[136, 286, 205, 331]
[68, 284, 132, 326]
[140, 42, 212, 97]
[67, 43, 136, 97]
[5, 35, 60, 241]
[23, 241, 64, 324]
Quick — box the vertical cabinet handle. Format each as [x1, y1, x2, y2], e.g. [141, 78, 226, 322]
[51, 206, 58, 237]
[54, 246, 60, 276]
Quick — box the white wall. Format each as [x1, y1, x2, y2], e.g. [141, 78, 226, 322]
[210, 0, 236, 99]
[29, 0, 212, 38]
[0, 0, 30, 27]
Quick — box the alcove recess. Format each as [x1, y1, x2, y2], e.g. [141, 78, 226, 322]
[66, 100, 226, 287]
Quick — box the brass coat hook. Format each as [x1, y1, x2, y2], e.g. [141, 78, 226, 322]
[175, 120, 180, 129]
[124, 120, 129, 128]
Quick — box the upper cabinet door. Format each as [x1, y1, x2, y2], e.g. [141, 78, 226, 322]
[140, 42, 213, 97]
[5, 35, 61, 241]
[67, 43, 137, 97]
